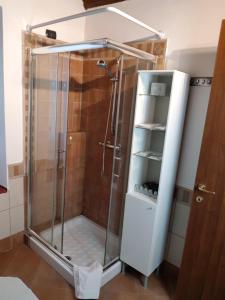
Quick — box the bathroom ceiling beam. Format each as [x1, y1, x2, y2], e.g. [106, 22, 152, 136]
[83, 0, 125, 9]
[27, 6, 165, 39]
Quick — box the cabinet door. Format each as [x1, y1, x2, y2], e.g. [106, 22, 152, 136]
[121, 193, 156, 276]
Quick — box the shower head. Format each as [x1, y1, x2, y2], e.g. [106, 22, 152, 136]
[96, 59, 108, 69]
[96, 58, 119, 81]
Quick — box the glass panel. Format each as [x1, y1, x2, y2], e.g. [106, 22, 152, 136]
[104, 56, 151, 265]
[62, 50, 115, 266]
[29, 52, 69, 252]
[29, 45, 152, 267]
[52, 53, 70, 253]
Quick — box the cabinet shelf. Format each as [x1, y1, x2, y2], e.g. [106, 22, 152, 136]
[134, 150, 162, 161]
[130, 191, 157, 204]
[138, 93, 151, 96]
[135, 123, 166, 131]
[134, 185, 158, 200]
[138, 93, 169, 98]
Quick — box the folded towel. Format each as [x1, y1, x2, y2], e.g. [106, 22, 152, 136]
[73, 261, 103, 299]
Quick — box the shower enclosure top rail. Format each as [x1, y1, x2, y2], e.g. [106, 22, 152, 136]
[31, 38, 157, 62]
[26, 6, 165, 40]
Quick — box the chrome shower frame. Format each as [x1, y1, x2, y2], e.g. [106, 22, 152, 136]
[31, 38, 157, 62]
[27, 9, 160, 286]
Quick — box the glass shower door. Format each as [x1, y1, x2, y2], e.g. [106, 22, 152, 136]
[29, 52, 69, 253]
[104, 56, 151, 266]
[104, 55, 126, 266]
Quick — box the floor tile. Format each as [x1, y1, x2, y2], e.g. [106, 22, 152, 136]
[0, 244, 176, 300]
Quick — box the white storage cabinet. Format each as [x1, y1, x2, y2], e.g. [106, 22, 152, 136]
[120, 70, 190, 284]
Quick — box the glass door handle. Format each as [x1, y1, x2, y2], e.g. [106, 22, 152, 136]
[197, 184, 216, 195]
[57, 150, 66, 168]
[113, 174, 120, 178]
[114, 156, 121, 160]
[58, 150, 66, 153]
[113, 148, 122, 178]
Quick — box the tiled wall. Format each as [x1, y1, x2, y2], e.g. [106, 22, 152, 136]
[82, 55, 116, 228]
[64, 54, 85, 221]
[81, 55, 139, 230]
[81, 40, 166, 231]
[0, 176, 24, 241]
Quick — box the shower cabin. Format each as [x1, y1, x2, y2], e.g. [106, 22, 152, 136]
[27, 38, 158, 284]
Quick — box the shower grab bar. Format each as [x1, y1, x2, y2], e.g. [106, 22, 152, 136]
[99, 141, 122, 178]
[27, 6, 165, 39]
[98, 141, 120, 151]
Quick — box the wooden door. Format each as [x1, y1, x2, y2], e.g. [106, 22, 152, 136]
[176, 20, 225, 300]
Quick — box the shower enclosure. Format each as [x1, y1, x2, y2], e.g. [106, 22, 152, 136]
[27, 38, 157, 284]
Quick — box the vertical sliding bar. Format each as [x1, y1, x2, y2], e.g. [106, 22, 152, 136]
[51, 53, 60, 247]
[59, 52, 70, 254]
[28, 50, 34, 230]
[104, 55, 124, 265]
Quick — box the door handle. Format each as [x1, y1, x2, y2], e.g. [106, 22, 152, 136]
[113, 145, 122, 178]
[197, 184, 216, 195]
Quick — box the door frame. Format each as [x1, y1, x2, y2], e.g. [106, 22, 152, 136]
[176, 19, 225, 300]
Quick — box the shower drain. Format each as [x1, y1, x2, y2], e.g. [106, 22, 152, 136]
[65, 255, 72, 261]
[53, 245, 71, 261]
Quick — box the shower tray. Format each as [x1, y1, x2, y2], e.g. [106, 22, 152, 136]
[40, 215, 119, 267]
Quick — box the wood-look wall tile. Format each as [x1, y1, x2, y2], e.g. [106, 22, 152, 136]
[152, 40, 167, 56]
[8, 163, 24, 178]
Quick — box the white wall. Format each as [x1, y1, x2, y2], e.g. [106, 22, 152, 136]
[0, 0, 85, 166]
[0, 177, 25, 241]
[0, 7, 7, 187]
[84, 0, 222, 71]
[84, 0, 225, 190]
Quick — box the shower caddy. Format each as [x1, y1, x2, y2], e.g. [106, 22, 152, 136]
[121, 70, 190, 286]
